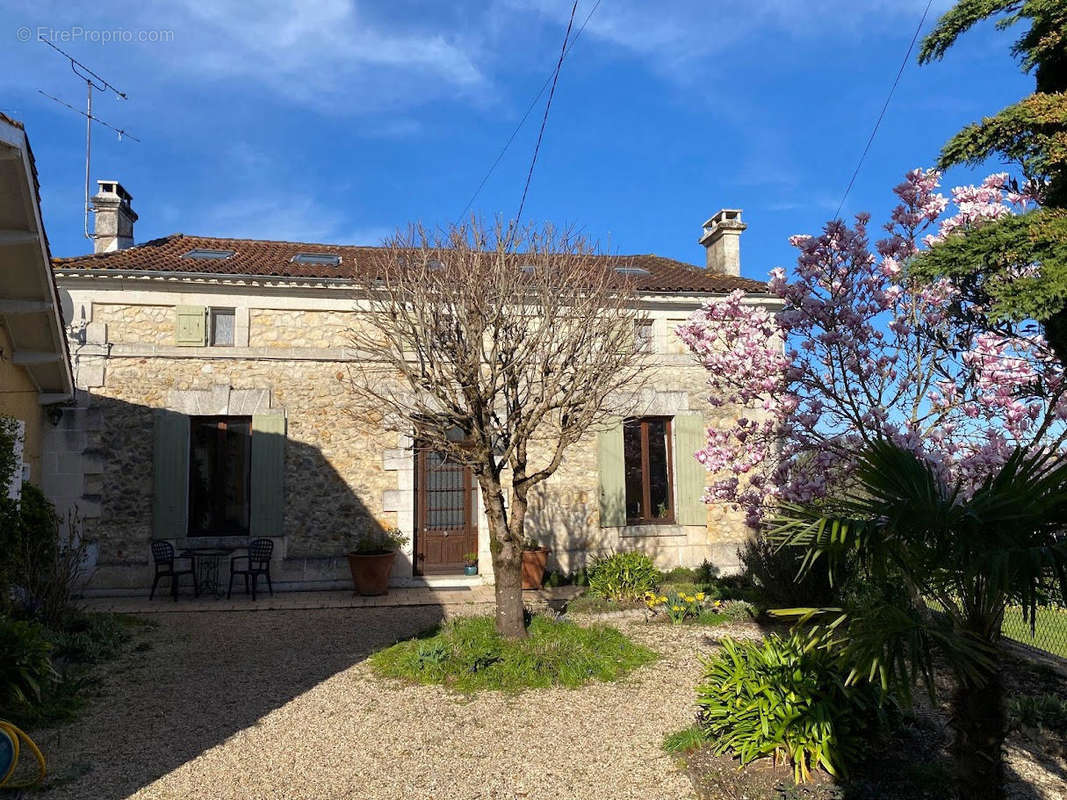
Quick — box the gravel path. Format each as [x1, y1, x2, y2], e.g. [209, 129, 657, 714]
[33, 606, 759, 800]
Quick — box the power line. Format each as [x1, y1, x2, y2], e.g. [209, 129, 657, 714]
[456, 0, 603, 224]
[512, 0, 580, 233]
[834, 0, 934, 219]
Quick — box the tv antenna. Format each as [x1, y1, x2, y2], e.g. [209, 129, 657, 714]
[36, 38, 139, 240]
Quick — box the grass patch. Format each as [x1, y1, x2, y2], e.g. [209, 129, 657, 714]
[663, 724, 708, 755]
[1001, 605, 1067, 659]
[370, 614, 656, 692]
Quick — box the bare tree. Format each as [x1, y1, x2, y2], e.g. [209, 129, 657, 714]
[347, 220, 647, 638]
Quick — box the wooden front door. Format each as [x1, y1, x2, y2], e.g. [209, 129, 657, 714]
[414, 448, 477, 575]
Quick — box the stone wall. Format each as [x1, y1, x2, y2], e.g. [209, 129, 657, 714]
[92, 304, 173, 345]
[82, 356, 400, 590]
[249, 310, 357, 349]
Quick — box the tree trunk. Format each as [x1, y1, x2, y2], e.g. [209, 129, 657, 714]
[479, 476, 527, 639]
[950, 660, 1004, 800]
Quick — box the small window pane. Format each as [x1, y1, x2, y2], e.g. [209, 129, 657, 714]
[210, 308, 235, 346]
[624, 421, 644, 520]
[634, 320, 653, 354]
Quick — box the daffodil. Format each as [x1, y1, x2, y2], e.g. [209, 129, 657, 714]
[695, 592, 705, 601]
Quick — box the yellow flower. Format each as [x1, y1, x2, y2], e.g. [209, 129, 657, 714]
[695, 592, 705, 601]
[659, 596, 668, 604]
[671, 605, 682, 612]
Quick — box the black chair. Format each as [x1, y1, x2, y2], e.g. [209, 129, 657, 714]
[150, 540, 198, 601]
[228, 538, 274, 600]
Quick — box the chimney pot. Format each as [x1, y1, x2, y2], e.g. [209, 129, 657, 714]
[90, 179, 137, 253]
[699, 208, 746, 276]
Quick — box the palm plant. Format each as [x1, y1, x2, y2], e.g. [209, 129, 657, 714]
[769, 439, 1067, 800]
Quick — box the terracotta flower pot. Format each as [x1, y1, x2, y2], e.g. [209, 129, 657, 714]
[347, 551, 396, 596]
[521, 548, 549, 590]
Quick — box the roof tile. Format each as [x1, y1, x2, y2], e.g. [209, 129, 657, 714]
[52, 233, 769, 294]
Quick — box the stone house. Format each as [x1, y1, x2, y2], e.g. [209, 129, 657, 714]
[51, 182, 777, 593]
[0, 113, 74, 505]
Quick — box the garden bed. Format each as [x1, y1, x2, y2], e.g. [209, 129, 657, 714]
[675, 651, 1067, 800]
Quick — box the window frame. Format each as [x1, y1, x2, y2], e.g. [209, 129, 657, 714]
[208, 307, 236, 347]
[623, 416, 675, 525]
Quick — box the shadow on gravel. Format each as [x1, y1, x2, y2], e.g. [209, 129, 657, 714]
[35, 605, 446, 800]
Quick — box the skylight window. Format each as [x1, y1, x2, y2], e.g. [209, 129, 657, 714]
[290, 252, 341, 266]
[182, 248, 235, 261]
[614, 266, 650, 276]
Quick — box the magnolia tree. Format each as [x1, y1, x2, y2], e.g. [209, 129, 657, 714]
[678, 169, 1067, 525]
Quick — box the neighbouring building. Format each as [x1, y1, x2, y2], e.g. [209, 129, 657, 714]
[0, 113, 74, 506]
[51, 182, 778, 593]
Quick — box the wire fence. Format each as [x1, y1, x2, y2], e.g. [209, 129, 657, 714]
[1001, 605, 1067, 660]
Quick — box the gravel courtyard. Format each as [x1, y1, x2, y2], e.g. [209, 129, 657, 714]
[32, 603, 748, 800]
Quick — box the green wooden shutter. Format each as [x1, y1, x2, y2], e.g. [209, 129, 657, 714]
[175, 305, 207, 346]
[251, 413, 286, 538]
[152, 409, 189, 538]
[674, 413, 708, 527]
[597, 419, 626, 527]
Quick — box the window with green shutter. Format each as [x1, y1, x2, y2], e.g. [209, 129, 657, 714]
[175, 305, 207, 346]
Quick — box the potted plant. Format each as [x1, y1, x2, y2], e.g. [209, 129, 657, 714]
[521, 537, 550, 590]
[346, 526, 408, 596]
[463, 552, 478, 576]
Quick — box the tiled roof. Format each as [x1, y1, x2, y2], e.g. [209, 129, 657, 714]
[52, 233, 770, 294]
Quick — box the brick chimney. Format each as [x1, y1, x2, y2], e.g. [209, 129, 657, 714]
[699, 209, 746, 276]
[90, 180, 137, 253]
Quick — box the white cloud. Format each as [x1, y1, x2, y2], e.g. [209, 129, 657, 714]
[171, 0, 488, 108]
[501, 0, 955, 76]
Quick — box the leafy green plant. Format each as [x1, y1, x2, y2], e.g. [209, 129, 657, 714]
[1007, 693, 1067, 734]
[370, 614, 656, 692]
[0, 615, 57, 710]
[696, 632, 886, 784]
[718, 599, 757, 622]
[645, 589, 706, 624]
[662, 724, 708, 755]
[588, 551, 658, 601]
[351, 526, 408, 555]
[7, 487, 91, 627]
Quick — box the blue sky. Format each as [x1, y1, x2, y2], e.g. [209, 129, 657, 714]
[0, 0, 1034, 280]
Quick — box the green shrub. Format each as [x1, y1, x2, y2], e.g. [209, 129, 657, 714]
[0, 615, 57, 710]
[737, 534, 841, 608]
[1008, 693, 1067, 733]
[7, 485, 90, 626]
[696, 633, 886, 784]
[370, 614, 656, 692]
[717, 599, 757, 622]
[48, 612, 132, 665]
[588, 551, 659, 600]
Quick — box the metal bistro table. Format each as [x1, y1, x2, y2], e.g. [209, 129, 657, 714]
[180, 547, 236, 599]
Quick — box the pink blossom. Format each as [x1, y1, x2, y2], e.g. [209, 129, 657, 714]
[683, 168, 1067, 524]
